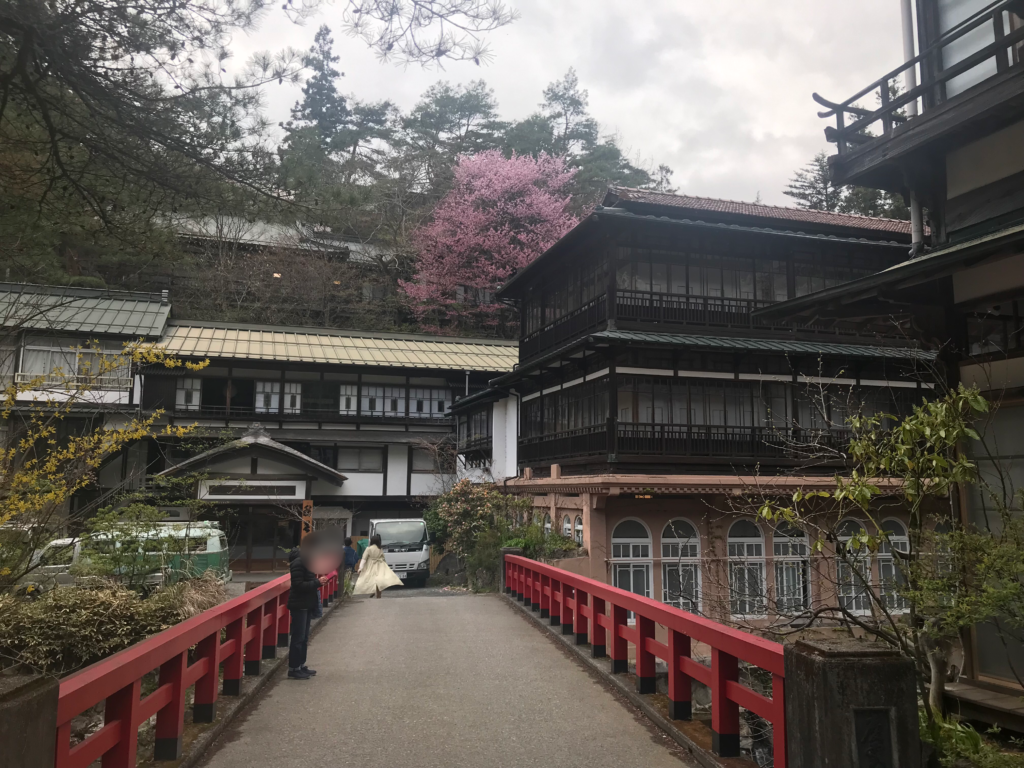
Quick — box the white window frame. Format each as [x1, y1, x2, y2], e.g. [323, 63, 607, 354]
[773, 526, 810, 614]
[283, 382, 302, 414]
[339, 384, 357, 415]
[611, 518, 652, 620]
[661, 519, 700, 614]
[879, 518, 910, 614]
[543, 513, 552, 536]
[410, 387, 452, 419]
[255, 381, 280, 414]
[836, 518, 873, 616]
[574, 516, 583, 545]
[728, 520, 766, 617]
[562, 515, 572, 537]
[176, 378, 202, 411]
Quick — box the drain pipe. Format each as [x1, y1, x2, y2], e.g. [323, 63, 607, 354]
[901, 0, 925, 255]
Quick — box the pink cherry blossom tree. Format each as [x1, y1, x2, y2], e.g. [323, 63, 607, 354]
[401, 150, 578, 336]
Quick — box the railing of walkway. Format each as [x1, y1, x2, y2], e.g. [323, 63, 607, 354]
[505, 554, 786, 767]
[54, 571, 338, 768]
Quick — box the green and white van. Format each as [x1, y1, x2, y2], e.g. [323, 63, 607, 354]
[22, 522, 232, 591]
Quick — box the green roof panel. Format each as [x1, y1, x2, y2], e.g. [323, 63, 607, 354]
[592, 330, 935, 360]
[0, 283, 170, 337]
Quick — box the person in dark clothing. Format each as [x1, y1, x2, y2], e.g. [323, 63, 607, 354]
[287, 548, 326, 680]
[343, 537, 358, 571]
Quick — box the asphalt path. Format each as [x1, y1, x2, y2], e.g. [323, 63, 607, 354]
[199, 589, 693, 768]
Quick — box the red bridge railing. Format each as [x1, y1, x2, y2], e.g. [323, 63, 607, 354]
[505, 555, 786, 767]
[55, 571, 338, 768]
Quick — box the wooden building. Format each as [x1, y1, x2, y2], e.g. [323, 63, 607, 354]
[453, 187, 935, 623]
[755, 0, 1024, 724]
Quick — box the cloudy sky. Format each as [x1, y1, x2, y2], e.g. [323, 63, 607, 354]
[231, 0, 907, 205]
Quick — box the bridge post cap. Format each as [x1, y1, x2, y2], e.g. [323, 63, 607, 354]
[793, 638, 899, 659]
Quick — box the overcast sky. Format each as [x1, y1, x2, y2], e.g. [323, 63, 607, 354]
[230, 0, 906, 205]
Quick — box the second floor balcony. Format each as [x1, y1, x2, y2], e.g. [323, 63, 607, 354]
[819, 0, 1024, 189]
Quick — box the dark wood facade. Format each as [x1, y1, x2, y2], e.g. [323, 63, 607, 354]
[490, 195, 931, 476]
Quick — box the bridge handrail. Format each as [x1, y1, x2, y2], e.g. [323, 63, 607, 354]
[55, 570, 339, 768]
[504, 554, 786, 767]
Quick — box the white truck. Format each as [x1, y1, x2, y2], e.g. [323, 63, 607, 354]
[368, 518, 431, 588]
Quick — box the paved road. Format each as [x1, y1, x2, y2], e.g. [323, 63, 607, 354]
[200, 591, 692, 768]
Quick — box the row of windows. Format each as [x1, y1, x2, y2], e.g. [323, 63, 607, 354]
[609, 517, 911, 618]
[176, 379, 452, 418]
[301, 446, 440, 473]
[521, 376, 915, 438]
[457, 407, 492, 445]
[523, 259, 608, 335]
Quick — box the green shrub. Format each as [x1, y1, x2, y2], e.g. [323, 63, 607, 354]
[921, 711, 1024, 768]
[0, 573, 227, 675]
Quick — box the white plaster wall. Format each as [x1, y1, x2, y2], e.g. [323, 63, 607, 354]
[953, 251, 1024, 304]
[960, 357, 1024, 393]
[410, 472, 450, 496]
[339, 473, 384, 496]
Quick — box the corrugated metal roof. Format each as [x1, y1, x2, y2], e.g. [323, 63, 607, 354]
[0, 283, 170, 336]
[592, 330, 934, 360]
[159, 321, 520, 372]
[606, 187, 914, 235]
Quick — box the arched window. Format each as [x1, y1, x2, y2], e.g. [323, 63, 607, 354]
[611, 519, 651, 600]
[574, 516, 583, 545]
[773, 523, 809, 613]
[879, 519, 909, 612]
[728, 520, 766, 616]
[543, 513, 552, 536]
[836, 519, 872, 615]
[562, 515, 572, 537]
[662, 519, 700, 612]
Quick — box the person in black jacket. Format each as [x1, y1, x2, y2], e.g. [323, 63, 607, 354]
[287, 546, 326, 680]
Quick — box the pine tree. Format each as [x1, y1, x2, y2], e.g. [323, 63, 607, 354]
[784, 152, 845, 212]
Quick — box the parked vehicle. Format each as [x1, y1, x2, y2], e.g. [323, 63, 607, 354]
[369, 518, 431, 587]
[21, 523, 231, 592]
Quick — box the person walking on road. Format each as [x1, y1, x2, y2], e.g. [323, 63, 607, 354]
[287, 547, 327, 680]
[353, 534, 402, 599]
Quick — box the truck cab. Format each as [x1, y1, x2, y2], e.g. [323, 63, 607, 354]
[368, 518, 431, 587]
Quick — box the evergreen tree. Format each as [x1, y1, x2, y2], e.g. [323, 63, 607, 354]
[784, 152, 845, 212]
[785, 150, 910, 220]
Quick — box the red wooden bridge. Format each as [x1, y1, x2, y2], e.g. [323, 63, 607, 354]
[52, 559, 790, 768]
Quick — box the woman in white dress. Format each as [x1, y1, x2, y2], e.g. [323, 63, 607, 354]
[353, 534, 403, 598]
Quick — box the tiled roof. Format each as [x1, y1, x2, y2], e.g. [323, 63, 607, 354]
[159, 321, 520, 372]
[606, 187, 913, 235]
[0, 283, 170, 337]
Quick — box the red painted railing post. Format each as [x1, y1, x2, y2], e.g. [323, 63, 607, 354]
[636, 614, 656, 693]
[154, 651, 187, 760]
[277, 592, 290, 648]
[560, 584, 574, 635]
[262, 596, 278, 661]
[668, 629, 693, 721]
[522, 568, 532, 608]
[102, 679, 141, 768]
[549, 577, 561, 625]
[590, 595, 606, 657]
[609, 603, 628, 674]
[532, 568, 541, 613]
[773, 672, 787, 768]
[244, 604, 263, 676]
[711, 648, 741, 758]
[193, 630, 220, 722]
[221, 617, 244, 697]
[574, 588, 589, 645]
[540, 573, 551, 618]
